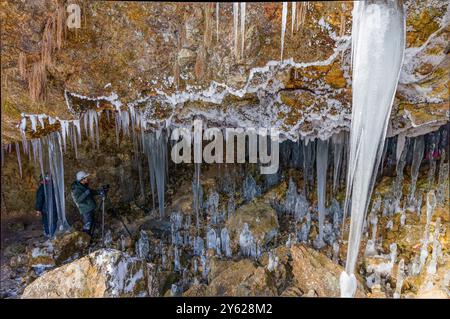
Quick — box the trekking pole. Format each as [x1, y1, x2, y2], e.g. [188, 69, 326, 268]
[101, 194, 105, 246]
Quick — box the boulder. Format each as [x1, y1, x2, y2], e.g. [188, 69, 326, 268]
[26, 231, 91, 273]
[22, 249, 159, 298]
[226, 200, 279, 251]
[204, 258, 277, 296]
[53, 231, 91, 265]
[277, 245, 366, 297]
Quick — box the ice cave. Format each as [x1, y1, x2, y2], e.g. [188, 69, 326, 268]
[0, 1, 449, 300]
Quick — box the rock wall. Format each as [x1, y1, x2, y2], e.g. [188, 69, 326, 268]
[1, 1, 448, 143]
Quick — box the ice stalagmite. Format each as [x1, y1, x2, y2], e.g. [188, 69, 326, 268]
[340, 0, 405, 297]
[280, 2, 288, 61]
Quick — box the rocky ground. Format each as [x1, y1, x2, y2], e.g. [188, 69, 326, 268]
[1, 160, 448, 299]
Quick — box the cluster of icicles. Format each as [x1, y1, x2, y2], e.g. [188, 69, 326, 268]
[132, 125, 448, 295]
[2, 105, 171, 233]
[222, 2, 313, 61]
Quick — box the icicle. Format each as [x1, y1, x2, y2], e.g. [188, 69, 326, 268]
[396, 133, 406, 167]
[59, 120, 69, 152]
[297, 2, 307, 30]
[19, 115, 27, 134]
[30, 115, 37, 132]
[144, 130, 168, 218]
[71, 124, 78, 159]
[15, 142, 22, 178]
[73, 119, 81, 143]
[280, 2, 288, 61]
[302, 139, 315, 196]
[427, 135, 437, 189]
[233, 3, 239, 59]
[436, 151, 449, 205]
[38, 114, 45, 129]
[291, 2, 296, 35]
[47, 132, 70, 232]
[314, 138, 328, 249]
[216, 3, 220, 42]
[407, 136, 424, 208]
[332, 132, 345, 194]
[379, 140, 388, 177]
[192, 163, 203, 233]
[339, 3, 346, 37]
[340, 1, 405, 297]
[114, 112, 120, 145]
[240, 3, 246, 58]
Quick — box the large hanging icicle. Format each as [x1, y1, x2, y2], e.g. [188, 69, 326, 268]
[46, 132, 70, 232]
[340, 1, 405, 298]
[280, 2, 288, 61]
[144, 129, 168, 218]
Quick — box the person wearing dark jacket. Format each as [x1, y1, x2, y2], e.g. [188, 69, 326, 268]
[35, 174, 58, 238]
[71, 171, 100, 235]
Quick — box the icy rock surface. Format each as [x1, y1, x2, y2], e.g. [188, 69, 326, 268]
[22, 249, 158, 298]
